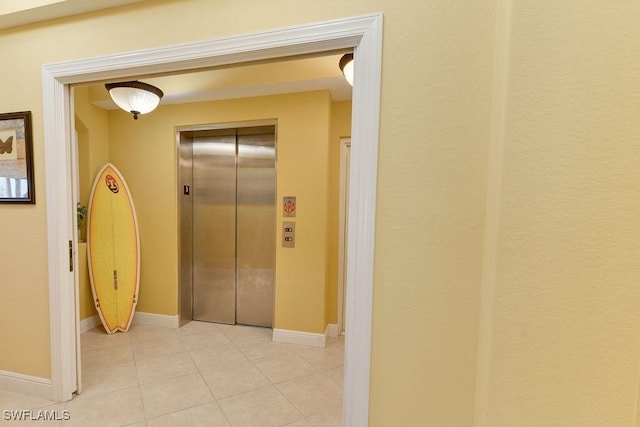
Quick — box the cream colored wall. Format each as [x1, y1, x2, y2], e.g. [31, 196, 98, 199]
[367, 1, 496, 423]
[107, 91, 332, 333]
[480, 1, 640, 425]
[8, 1, 640, 426]
[0, 0, 61, 15]
[326, 101, 352, 325]
[73, 86, 110, 207]
[0, 0, 493, 422]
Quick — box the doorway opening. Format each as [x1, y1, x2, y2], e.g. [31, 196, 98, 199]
[43, 13, 382, 426]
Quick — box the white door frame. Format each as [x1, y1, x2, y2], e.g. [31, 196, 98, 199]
[70, 125, 82, 395]
[338, 137, 351, 334]
[42, 13, 382, 426]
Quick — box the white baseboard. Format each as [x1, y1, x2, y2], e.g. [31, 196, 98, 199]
[79, 312, 179, 332]
[133, 311, 179, 328]
[0, 370, 52, 400]
[325, 323, 339, 338]
[272, 328, 325, 347]
[79, 315, 101, 334]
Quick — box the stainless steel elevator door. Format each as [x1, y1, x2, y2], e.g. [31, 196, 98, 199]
[236, 129, 276, 327]
[185, 125, 275, 328]
[192, 133, 237, 324]
[179, 132, 194, 327]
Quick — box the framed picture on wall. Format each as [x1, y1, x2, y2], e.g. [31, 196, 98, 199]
[0, 111, 35, 204]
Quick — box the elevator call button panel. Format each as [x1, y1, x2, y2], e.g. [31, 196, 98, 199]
[282, 221, 295, 248]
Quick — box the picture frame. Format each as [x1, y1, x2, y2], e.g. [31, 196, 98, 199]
[0, 111, 35, 204]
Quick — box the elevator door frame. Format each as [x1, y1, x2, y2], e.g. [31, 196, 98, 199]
[177, 120, 277, 327]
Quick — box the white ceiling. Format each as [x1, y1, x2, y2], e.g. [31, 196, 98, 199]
[0, 0, 144, 30]
[90, 53, 353, 110]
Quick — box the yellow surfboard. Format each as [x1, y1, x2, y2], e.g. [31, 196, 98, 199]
[87, 163, 140, 334]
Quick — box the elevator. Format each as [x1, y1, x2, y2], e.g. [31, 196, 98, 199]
[178, 123, 276, 328]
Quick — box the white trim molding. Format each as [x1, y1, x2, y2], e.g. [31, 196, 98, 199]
[273, 328, 325, 347]
[79, 315, 101, 334]
[42, 14, 382, 426]
[0, 370, 52, 401]
[325, 323, 340, 338]
[80, 312, 179, 334]
[132, 312, 179, 329]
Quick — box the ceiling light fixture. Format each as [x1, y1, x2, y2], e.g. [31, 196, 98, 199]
[339, 53, 354, 86]
[105, 81, 164, 120]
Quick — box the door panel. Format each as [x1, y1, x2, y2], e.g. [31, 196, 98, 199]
[192, 134, 237, 324]
[236, 129, 276, 327]
[183, 125, 276, 327]
[179, 133, 193, 327]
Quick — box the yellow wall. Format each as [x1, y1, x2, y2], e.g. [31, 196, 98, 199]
[106, 91, 332, 333]
[76, 89, 349, 331]
[481, 1, 640, 425]
[2, 0, 640, 425]
[73, 85, 110, 208]
[73, 85, 109, 320]
[0, 0, 494, 422]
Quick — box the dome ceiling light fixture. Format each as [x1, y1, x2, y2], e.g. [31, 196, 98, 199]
[105, 81, 164, 120]
[339, 53, 354, 86]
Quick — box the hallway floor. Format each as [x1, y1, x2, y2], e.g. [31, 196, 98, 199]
[0, 322, 344, 426]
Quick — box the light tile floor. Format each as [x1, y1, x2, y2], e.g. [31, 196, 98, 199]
[0, 322, 344, 426]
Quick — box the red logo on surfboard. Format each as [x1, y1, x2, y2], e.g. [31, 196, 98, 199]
[105, 175, 119, 193]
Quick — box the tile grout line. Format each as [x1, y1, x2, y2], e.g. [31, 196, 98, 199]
[190, 352, 234, 427]
[181, 322, 236, 426]
[133, 329, 153, 423]
[223, 325, 311, 425]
